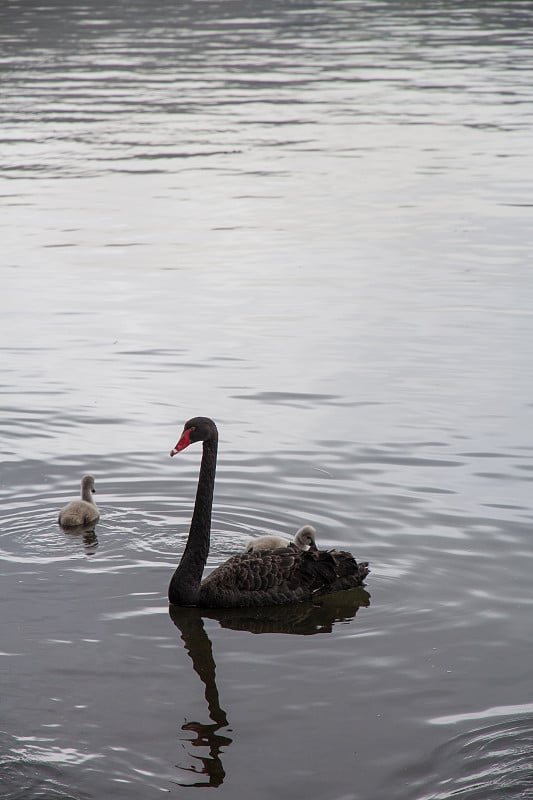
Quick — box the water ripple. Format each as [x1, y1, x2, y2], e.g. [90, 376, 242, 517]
[399, 716, 533, 800]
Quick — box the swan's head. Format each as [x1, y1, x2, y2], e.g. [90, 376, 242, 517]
[294, 525, 317, 550]
[81, 474, 96, 495]
[170, 416, 218, 456]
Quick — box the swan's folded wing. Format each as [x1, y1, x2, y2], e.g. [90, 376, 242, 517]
[203, 551, 296, 592]
[199, 549, 368, 608]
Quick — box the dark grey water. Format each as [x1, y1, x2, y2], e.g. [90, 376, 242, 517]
[2, 1, 533, 798]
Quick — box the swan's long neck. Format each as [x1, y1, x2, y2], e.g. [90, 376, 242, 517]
[169, 435, 218, 606]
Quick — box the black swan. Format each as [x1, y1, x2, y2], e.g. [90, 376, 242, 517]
[168, 417, 369, 608]
[58, 474, 99, 528]
[245, 524, 317, 553]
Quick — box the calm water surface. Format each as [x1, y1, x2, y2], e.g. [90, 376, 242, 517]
[2, 1, 533, 798]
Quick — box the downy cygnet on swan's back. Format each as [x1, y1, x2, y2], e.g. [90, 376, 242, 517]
[245, 524, 317, 553]
[58, 474, 99, 528]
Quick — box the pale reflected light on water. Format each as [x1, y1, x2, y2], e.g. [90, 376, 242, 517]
[1, 1, 533, 798]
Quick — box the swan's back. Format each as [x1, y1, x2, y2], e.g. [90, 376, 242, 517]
[199, 548, 369, 608]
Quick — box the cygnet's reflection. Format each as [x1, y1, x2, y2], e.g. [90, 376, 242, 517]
[169, 587, 370, 787]
[59, 522, 99, 555]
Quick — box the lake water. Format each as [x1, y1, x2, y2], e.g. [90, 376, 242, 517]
[2, 1, 533, 798]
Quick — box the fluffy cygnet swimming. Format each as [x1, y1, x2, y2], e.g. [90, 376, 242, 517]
[245, 524, 317, 554]
[58, 474, 99, 528]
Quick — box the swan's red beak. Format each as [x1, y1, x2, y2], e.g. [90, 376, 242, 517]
[170, 428, 192, 456]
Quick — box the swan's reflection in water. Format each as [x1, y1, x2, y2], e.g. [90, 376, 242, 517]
[59, 522, 99, 555]
[169, 588, 370, 787]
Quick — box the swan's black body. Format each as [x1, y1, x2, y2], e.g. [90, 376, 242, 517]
[168, 417, 369, 608]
